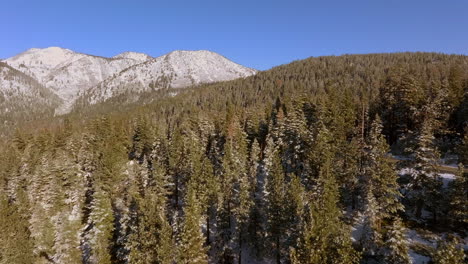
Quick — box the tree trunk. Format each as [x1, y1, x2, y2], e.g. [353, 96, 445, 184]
[206, 209, 210, 245]
[351, 191, 356, 210]
[239, 231, 242, 264]
[415, 198, 423, 218]
[175, 175, 179, 211]
[276, 235, 280, 264]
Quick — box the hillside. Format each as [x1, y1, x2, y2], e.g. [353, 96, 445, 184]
[0, 52, 467, 264]
[0, 61, 61, 134]
[79, 50, 257, 106]
[1, 47, 257, 115]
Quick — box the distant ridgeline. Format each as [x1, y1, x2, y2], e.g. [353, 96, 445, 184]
[0, 47, 257, 139]
[0, 52, 467, 263]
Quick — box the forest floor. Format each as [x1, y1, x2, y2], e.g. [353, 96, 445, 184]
[388, 156, 467, 174]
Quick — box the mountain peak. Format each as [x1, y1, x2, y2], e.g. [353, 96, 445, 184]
[3, 46, 84, 82]
[2, 47, 257, 115]
[112, 51, 152, 62]
[166, 49, 218, 57]
[23, 46, 75, 55]
[83, 48, 257, 105]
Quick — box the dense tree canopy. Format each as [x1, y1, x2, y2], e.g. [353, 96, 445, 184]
[0, 52, 467, 263]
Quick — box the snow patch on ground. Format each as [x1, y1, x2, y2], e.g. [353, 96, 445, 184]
[398, 167, 417, 176]
[406, 229, 468, 264]
[351, 212, 365, 243]
[439, 173, 456, 188]
[406, 229, 437, 247]
[398, 167, 456, 188]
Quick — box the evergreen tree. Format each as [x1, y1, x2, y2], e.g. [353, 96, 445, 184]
[307, 120, 334, 186]
[54, 212, 83, 264]
[85, 187, 114, 264]
[448, 164, 468, 227]
[178, 186, 208, 264]
[405, 119, 443, 221]
[128, 164, 174, 264]
[379, 69, 424, 143]
[248, 138, 261, 194]
[284, 173, 305, 253]
[168, 128, 191, 216]
[360, 185, 381, 259]
[217, 113, 250, 262]
[432, 238, 466, 264]
[248, 138, 267, 258]
[367, 116, 403, 221]
[265, 149, 287, 264]
[282, 100, 311, 177]
[381, 218, 411, 264]
[189, 147, 219, 249]
[0, 192, 34, 264]
[447, 65, 465, 108]
[460, 128, 468, 166]
[1, 52, 467, 264]
[292, 157, 360, 264]
[131, 117, 153, 161]
[32, 203, 56, 261]
[336, 135, 360, 210]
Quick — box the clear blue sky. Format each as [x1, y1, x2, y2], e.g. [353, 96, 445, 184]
[1, 0, 467, 70]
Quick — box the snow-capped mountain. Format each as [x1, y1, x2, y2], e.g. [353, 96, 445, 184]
[112, 51, 153, 61]
[42, 53, 150, 114]
[4, 47, 85, 81]
[0, 47, 256, 115]
[3, 47, 151, 114]
[0, 61, 60, 124]
[83, 50, 257, 104]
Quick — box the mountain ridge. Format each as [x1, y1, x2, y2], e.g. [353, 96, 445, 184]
[0, 47, 257, 114]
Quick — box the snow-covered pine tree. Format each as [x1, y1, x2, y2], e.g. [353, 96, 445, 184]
[367, 116, 403, 221]
[336, 135, 360, 210]
[432, 238, 466, 264]
[265, 149, 287, 264]
[307, 120, 334, 186]
[248, 138, 261, 195]
[284, 173, 305, 254]
[131, 117, 153, 161]
[381, 217, 411, 264]
[215, 113, 250, 263]
[248, 138, 268, 258]
[128, 164, 174, 264]
[460, 128, 468, 165]
[292, 157, 360, 264]
[360, 185, 382, 259]
[188, 142, 219, 249]
[448, 164, 468, 227]
[83, 187, 114, 264]
[0, 191, 34, 264]
[51, 149, 83, 264]
[178, 184, 208, 264]
[167, 127, 192, 236]
[405, 118, 443, 221]
[282, 99, 311, 177]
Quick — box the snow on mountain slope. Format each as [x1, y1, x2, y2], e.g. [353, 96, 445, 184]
[0, 61, 60, 120]
[3, 47, 85, 81]
[43, 54, 151, 114]
[83, 50, 257, 104]
[1, 47, 256, 114]
[2, 47, 152, 114]
[113, 51, 153, 61]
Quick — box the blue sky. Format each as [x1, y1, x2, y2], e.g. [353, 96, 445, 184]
[1, 0, 467, 70]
